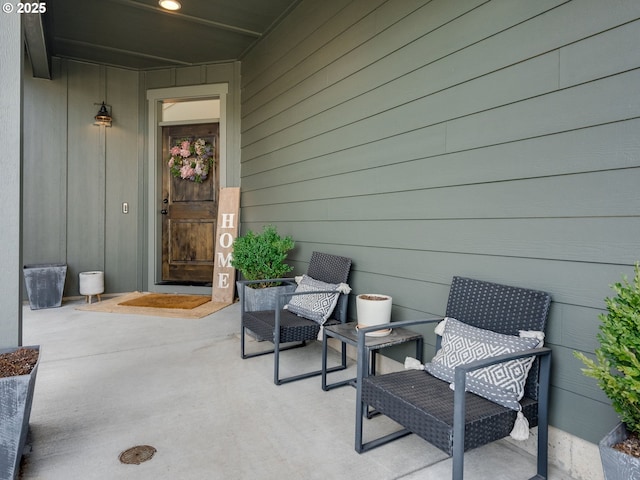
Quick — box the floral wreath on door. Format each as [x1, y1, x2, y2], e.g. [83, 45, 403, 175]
[168, 137, 214, 183]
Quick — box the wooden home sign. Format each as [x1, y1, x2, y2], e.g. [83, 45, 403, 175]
[211, 187, 240, 303]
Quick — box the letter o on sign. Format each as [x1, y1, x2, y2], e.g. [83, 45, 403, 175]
[219, 232, 234, 248]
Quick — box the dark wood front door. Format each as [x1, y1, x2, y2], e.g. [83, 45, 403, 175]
[161, 123, 219, 284]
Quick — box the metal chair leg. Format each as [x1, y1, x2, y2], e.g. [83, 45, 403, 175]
[533, 353, 551, 480]
[452, 368, 467, 480]
[240, 325, 246, 358]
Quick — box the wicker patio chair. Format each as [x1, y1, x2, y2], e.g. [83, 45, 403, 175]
[355, 276, 552, 480]
[240, 251, 352, 385]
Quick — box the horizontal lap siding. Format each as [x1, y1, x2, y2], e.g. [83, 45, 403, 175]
[240, 0, 640, 443]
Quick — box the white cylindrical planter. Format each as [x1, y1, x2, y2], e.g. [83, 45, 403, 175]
[356, 294, 392, 327]
[79, 271, 104, 304]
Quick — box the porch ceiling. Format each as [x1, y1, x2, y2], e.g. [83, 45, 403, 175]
[38, 0, 301, 70]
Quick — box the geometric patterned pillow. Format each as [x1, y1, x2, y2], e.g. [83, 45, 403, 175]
[284, 274, 340, 325]
[424, 318, 541, 410]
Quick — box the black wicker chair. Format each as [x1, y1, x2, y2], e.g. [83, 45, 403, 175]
[355, 276, 552, 480]
[240, 251, 352, 385]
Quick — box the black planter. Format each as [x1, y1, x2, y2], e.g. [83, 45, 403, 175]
[0, 345, 40, 480]
[599, 422, 640, 480]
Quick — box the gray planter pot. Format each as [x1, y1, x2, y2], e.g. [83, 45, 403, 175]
[599, 422, 640, 480]
[0, 345, 40, 480]
[23, 264, 67, 309]
[237, 282, 296, 312]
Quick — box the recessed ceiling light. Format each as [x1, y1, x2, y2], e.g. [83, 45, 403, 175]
[159, 0, 181, 11]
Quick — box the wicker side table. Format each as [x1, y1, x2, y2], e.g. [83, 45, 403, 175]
[321, 321, 423, 391]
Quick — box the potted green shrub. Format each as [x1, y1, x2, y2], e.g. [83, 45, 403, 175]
[232, 225, 295, 312]
[575, 263, 640, 479]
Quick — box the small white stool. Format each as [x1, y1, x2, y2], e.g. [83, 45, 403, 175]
[79, 271, 104, 304]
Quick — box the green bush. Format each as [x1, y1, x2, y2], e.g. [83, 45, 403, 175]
[575, 263, 640, 434]
[231, 225, 294, 288]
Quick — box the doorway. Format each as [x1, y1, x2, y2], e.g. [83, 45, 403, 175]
[161, 123, 219, 284]
[147, 83, 229, 293]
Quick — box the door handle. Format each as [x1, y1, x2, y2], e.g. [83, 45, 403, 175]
[161, 209, 168, 215]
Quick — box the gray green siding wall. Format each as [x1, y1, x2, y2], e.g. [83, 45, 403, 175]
[239, 0, 640, 443]
[23, 59, 142, 296]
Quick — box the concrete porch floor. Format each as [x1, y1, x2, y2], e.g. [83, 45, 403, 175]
[19, 298, 579, 480]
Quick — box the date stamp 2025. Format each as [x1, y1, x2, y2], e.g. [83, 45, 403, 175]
[2, 2, 47, 14]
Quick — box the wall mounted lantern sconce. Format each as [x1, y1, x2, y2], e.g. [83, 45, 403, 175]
[94, 102, 112, 127]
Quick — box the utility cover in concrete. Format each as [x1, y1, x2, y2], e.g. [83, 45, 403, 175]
[119, 445, 156, 465]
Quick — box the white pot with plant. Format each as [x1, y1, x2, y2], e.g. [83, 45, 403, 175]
[575, 263, 640, 479]
[356, 294, 392, 335]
